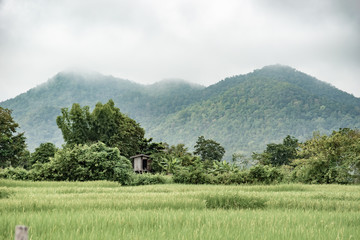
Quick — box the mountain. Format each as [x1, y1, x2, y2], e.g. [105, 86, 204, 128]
[1, 65, 360, 159]
[147, 65, 360, 158]
[0, 71, 204, 151]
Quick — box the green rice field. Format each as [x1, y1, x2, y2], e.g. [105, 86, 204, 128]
[1, 180, 360, 239]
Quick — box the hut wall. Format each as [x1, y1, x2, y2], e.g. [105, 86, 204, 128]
[133, 157, 142, 172]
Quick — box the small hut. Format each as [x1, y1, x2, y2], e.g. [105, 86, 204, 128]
[130, 154, 152, 173]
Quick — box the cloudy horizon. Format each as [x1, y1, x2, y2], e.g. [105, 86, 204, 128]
[1, 0, 359, 102]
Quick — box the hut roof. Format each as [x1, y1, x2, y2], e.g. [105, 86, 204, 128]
[130, 154, 150, 159]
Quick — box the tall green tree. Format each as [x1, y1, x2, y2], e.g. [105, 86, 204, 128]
[0, 107, 27, 168]
[30, 142, 57, 166]
[56, 100, 145, 157]
[166, 143, 192, 158]
[253, 135, 298, 166]
[56, 104, 93, 146]
[138, 138, 165, 156]
[194, 136, 225, 162]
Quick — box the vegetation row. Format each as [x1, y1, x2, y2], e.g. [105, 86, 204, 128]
[1, 100, 359, 185]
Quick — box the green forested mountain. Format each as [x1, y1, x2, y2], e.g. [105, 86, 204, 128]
[1, 65, 360, 159]
[0, 71, 204, 151]
[148, 65, 360, 158]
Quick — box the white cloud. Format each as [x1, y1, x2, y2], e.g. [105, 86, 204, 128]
[0, 0, 359, 101]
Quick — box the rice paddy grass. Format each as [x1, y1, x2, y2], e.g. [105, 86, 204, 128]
[1, 180, 359, 239]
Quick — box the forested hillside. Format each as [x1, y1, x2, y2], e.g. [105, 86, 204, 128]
[0, 72, 203, 150]
[148, 65, 360, 158]
[1, 65, 360, 159]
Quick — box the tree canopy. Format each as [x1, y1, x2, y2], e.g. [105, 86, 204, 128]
[30, 142, 57, 166]
[253, 135, 298, 166]
[293, 128, 360, 184]
[32, 142, 133, 184]
[56, 99, 145, 157]
[194, 136, 225, 162]
[0, 107, 27, 168]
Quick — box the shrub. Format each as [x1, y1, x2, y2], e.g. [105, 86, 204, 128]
[131, 173, 167, 186]
[215, 171, 249, 185]
[173, 168, 215, 184]
[292, 157, 353, 184]
[248, 165, 283, 184]
[173, 168, 194, 184]
[0, 167, 29, 180]
[28, 163, 54, 181]
[292, 129, 360, 184]
[29, 142, 133, 184]
[278, 165, 294, 183]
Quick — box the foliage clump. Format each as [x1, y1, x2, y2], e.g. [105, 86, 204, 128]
[0, 167, 30, 180]
[2, 98, 360, 186]
[30, 142, 57, 166]
[130, 173, 168, 186]
[0, 107, 28, 168]
[252, 135, 298, 166]
[194, 136, 225, 162]
[252, 129, 360, 184]
[56, 99, 146, 158]
[292, 128, 360, 184]
[172, 159, 282, 185]
[31, 142, 133, 184]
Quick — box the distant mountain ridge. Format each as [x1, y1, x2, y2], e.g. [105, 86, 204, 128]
[2, 65, 360, 159]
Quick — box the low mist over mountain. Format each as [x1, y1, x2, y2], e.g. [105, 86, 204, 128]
[2, 65, 360, 159]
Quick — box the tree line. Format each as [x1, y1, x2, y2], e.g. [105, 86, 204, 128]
[1, 100, 359, 185]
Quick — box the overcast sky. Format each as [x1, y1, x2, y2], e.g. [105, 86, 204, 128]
[0, 0, 359, 101]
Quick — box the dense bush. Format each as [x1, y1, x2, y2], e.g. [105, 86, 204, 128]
[130, 173, 168, 186]
[215, 171, 249, 184]
[0, 167, 29, 180]
[292, 157, 352, 184]
[292, 129, 360, 184]
[278, 165, 294, 183]
[173, 168, 214, 184]
[248, 165, 283, 184]
[150, 151, 200, 174]
[30, 142, 133, 184]
[173, 164, 284, 185]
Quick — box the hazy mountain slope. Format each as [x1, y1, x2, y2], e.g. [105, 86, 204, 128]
[1, 72, 202, 150]
[1, 65, 360, 159]
[252, 65, 360, 111]
[146, 65, 360, 158]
